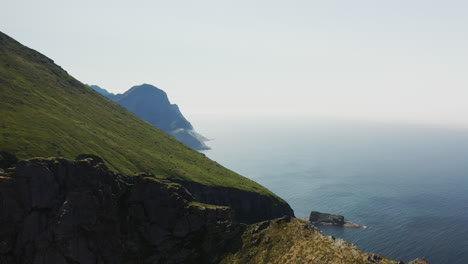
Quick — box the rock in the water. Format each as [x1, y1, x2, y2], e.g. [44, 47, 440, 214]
[309, 211, 345, 226]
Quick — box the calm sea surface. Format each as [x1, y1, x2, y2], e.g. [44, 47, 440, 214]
[198, 118, 468, 264]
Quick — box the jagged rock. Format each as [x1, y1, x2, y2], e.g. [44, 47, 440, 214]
[0, 156, 241, 264]
[179, 180, 294, 224]
[367, 253, 383, 263]
[309, 211, 345, 226]
[252, 221, 270, 234]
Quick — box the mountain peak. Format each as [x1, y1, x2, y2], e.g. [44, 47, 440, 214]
[128, 83, 164, 93]
[123, 83, 169, 103]
[89, 83, 209, 150]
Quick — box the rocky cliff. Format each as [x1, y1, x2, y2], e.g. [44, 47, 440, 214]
[0, 154, 241, 263]
[178, 180, 294, 224]
[0, 155, 427, 264]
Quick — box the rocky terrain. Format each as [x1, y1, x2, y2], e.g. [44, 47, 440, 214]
[0, 154, 240, 263]
[222, 217, 403, 264]
[176, 179, 293, 224]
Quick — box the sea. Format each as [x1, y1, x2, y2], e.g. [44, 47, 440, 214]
[198, 117, 468, 264]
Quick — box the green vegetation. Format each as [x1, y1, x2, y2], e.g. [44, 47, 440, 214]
[220, 217, 400, 264]
[189, 201, 230, 209]
[0, 31, 282, 200]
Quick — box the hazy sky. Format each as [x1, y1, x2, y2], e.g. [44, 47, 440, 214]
[2, 0, 468, 127]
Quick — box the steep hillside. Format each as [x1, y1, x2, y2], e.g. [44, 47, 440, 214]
[0, 31, 292, 223]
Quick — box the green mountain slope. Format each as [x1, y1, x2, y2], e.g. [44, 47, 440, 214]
[0, 31, 282, 201]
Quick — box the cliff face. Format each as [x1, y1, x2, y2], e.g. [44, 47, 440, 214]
[178, 180, 294, 224]
[0, 155, 241, 264]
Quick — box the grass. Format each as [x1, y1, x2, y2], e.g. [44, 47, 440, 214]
[0, 31, 285, 202]
[219, 218, 401, 264]
[189, 201, 230, 209]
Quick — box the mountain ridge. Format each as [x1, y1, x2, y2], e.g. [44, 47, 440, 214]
[89, 83, 209, 150]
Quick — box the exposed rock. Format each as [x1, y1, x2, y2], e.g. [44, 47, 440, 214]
[367, 253, 383, 263]
[219, 217, 404, 264]
[0, 155, 241, 264]
[178, 180, 294, 224]
[307, 211, 365, 228]
[309, 211, 345, 225]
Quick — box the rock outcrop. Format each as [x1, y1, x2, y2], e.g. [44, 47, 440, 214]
[308, 211, 365, 228]
[178, 180, 294, 224]
[220, 217, 405, 264]
[309, 211, 345, 225]
[0, 155, 241, 264]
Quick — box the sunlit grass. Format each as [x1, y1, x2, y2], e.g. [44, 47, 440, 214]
[0, 32, 285, 201]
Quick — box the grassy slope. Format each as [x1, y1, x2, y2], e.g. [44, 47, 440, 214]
[221, 218, 401, 264]
[0, 31, 280, 199]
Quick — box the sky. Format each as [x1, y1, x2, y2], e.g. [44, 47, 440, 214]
[2, 0, 468, 128]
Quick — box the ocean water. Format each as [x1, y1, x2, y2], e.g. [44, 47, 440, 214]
[198, 118, 468, 264]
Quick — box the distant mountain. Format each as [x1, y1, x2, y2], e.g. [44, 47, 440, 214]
[90, 83, 209, 150]
[87, 84, 114, 98]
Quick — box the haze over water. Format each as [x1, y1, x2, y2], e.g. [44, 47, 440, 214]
[200, 117, 468, 264]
